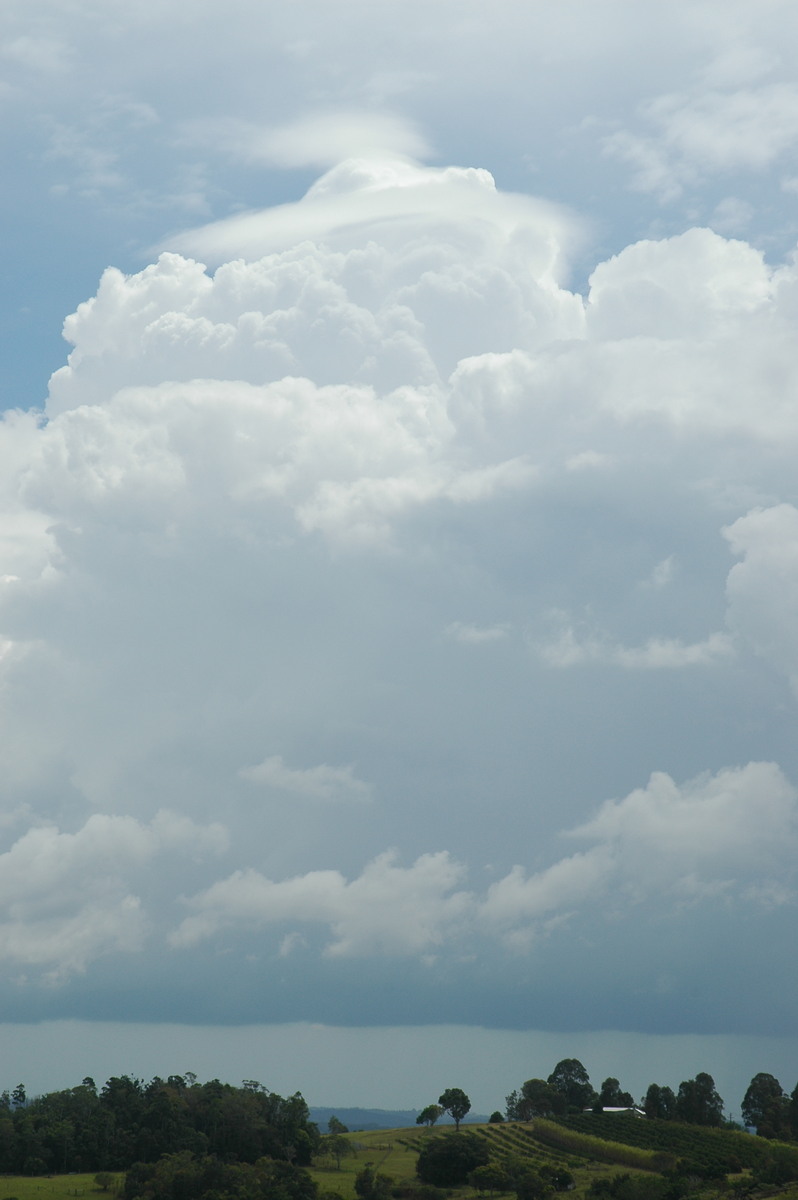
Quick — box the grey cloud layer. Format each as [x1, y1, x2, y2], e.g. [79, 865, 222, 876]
[1, 155, 798, 1031]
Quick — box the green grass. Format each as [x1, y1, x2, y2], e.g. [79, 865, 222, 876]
[0, 1176, 120, 1200]
[308, 1124, 657, 1200]
[309, 1127, 428, 1198]
[10, 1119, 778, 1200]
[528, 1119, 675, 1173]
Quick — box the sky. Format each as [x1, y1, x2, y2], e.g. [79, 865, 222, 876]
[2, 0, 798, 1119]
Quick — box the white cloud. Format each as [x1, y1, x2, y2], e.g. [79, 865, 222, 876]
[565, 450, 613, 472]
[172, 850, 472, 957]
[0, 810, 228, 978]
[171, 761, 798, 963]
[724, 503, 798, 692]
[239, 755, 372, 802]
[445, 621, 509, 644]
[3, 127, 798, 1032]
[537, 623, 734, 670]
[1, 33, 71, 75]
[587, 227, 770, 341]
[479, 762, 798, 945]
[710, 196, 754, 235]
[570, 762, 798, 876]
[183, 111, 432, 170]
[605, 81, 798, 200]
[164, 156, 584, 284]
[640, 556, 676, 589]
[481, 848, 614, 930]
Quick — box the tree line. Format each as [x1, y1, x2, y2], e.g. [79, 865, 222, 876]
[2, 1059, 798, 1185]
[503, 1058, 798, 1133]
[0, 1075, 319, 1176]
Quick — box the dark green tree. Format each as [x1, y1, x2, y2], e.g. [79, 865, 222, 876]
[317, 1133, 353, 1169]
[741, 1073, 787, 1137]
[539, 1165, 574, 1192]
[675, 1073, 724, 1126]
[470, 1163, 511, 1195]
[354, 1165, 393, 1200]
[588, 1175, 667, 1200]
[514, 1169, 552, 1200]
[790, 1081, 798, 1138]
[754, 1144, 798, 1186]
[438, 1088, 471, 1130]
[416, 1105, 443, 1127]
[417, 1132, 489, 1186]
[124, 1151, 317, 1200]
[642, 1084, 675, 1121]
[518, 1079, 565, 1120]
[547, 1060, 595, 1112]
[597, 1079, 634, 1109]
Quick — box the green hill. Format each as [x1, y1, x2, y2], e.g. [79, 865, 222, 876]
[308, 1119, 798, 1200]
[556, 1113, 772, 1175]
[308, 1122, 671, 1199]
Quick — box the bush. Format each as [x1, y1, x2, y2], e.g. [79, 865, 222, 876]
[470, 1163, 512, 1194]
[355, 1165, 394, 1200]
[588, 1174, 666, 1200]
[514, 1171, 552, 1200]
[755, 1144, 798, 1185]
[538, 1166, 573, 1192]
[391, 1185, 446, 1200]
[416, 1132, 490, 1187]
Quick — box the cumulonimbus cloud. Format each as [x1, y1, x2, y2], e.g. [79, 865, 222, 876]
[1, 153, 798, 1013]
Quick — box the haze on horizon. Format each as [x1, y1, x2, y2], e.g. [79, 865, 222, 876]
[1, 0, 798, 1118]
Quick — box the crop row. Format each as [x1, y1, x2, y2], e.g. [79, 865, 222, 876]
[478, 1126, 577, 1168]
[529, 1119, 674, 1173]
[555, 1116, 770, 1174]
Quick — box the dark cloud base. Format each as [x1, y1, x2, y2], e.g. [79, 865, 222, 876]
[7, 900, 796, 1036]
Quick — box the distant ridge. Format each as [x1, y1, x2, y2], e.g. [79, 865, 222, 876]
[308, 1106, 488, 1131]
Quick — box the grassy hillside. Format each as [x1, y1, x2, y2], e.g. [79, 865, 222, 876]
[556, 1113, 771, 1174]
[308, 1123, 660, 1199]
[8, 1121, 798, 1200]
[526, 1119, 675, 1172]
[309, 1127, 422, 1198]
[0, 1175, 120, 1200]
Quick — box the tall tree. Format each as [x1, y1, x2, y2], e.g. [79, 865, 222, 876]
[790, 1082, 798, 1139]
[643, 1083, 675, 1120]
[517, 1079, 565, 1119]
[675, 1073, 724, 1126]
[742, 1074, 787, 1137]
[598, 1079, 634, 1109]
[438, 1088, 471, 1131]
[547, 1060, 596, 1112]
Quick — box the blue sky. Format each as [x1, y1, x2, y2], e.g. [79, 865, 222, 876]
[2, 0, 798, 1117]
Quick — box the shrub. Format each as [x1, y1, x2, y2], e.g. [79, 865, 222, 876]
[355, 1165, 394, 1200]
[416, 1132, 490, 1187]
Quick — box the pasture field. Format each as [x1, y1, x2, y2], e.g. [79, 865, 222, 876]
[6, 1120, 792, 1200]
[308, 1123, 652, 1199]
[0, 1176, 119, 1200]
[309, 1126, 425, 1198]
